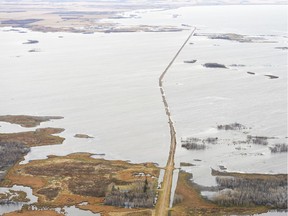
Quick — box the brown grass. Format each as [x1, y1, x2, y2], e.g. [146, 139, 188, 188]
[171, 171, 269, 216]
[211, 168, 287, 181]
[0, 115, 63, 128]
[1, 153, 160, 215]
[4, 210, 64, 216]
[0, 128, 65, 147]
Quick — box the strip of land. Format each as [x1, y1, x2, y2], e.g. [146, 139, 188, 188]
[155, 28, 196, 216]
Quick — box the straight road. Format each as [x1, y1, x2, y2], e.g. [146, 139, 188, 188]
[155, 28, 196, 216]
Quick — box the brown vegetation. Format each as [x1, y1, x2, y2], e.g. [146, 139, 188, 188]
[0, 128, 65, 147]
[172, 171, 219, 216]
[171, 171, 279, 215]
[1, 153, 159, 215]
[105, 179, 155, 208]
[0, 189, 30, 204]
[74, 134, 93, 139]
[180, 162, 195, 167]
[4, 210, 64, 216]
[0, 115, 63, 128]
[211, 169, 287, 181]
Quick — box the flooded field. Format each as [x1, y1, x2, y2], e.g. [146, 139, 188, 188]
[0, 4, 287, 216]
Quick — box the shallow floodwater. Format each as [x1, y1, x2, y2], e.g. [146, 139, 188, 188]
[0, 4, 287, 216]
[0, 185, 37, 215]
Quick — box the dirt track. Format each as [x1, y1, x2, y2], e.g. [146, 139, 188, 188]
[155, 28, 196, 216]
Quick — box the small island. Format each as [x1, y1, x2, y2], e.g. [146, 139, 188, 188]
[184, 60, 197, 64]
[22, 40, 39, 44]
[0, 115, 63, 128]
[265, 75, 279, 79]
[74, 134, 94, 139]
[203, 63, 227, 68]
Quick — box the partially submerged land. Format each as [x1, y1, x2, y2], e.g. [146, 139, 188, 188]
[181, 122, 288, 154]
[0, 115, 65, 181]
[0, 3, 287, 213]
[0, 115, 160, 215]
[1, 153, 159, 216]
[1, 0, 284, 34]
[178, 123, 287, 214]
[0, 115, 63, 128]
[0, 189, 30, 204]
[171, 170, 287, 215]
[0, 0, 190, 33]
[195, 33, 276, 43]
[0, 128, 65, 147]
[74, 134, 94, 139]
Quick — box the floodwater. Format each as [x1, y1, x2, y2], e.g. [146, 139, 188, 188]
[0, 185, 37, 215]
[0, 4, 287, 216]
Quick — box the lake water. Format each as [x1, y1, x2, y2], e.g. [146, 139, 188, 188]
[0, 4, 287, 215]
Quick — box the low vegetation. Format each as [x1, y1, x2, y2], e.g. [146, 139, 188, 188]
[217, 123, 246, 130]
[0, 189, 30, 204]
[0, 128, 65, 147]
[0, 142, 30, 181]
[105, 179, 156, 208]
[203, 63, 227, 68]
[247, 135, 268, 145]
[181, 137, 219, 150]
[181, 142, 206, 150]
[214, 176, 287, 208]
[1, 153, 159, 215]
[180, 162, 195, 167]
[0, 116, 64, 181]
[0, 115, 63, 128]
[183, 60, 197, 64]
[172, 170, 286, 216]
[74, 134, 93, 139]
[270, 144, 288, 153]
[196, 33, 269, 43]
